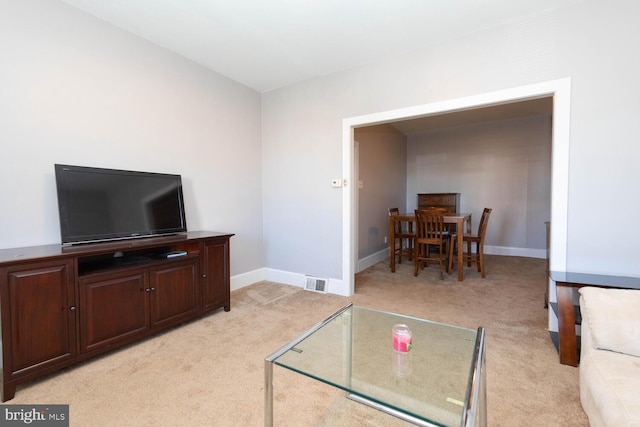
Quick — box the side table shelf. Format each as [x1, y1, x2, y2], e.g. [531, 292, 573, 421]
[548, 271, 640, 366]
[548, 302, 581, 361]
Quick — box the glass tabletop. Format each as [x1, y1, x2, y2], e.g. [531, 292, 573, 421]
[269, 304, 482, 427]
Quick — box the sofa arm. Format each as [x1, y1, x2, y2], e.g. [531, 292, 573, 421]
[579, 287, 640, 357]
[578, 295, 594, 354]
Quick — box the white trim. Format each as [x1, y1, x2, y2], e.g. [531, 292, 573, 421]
[342, 125, 356, 294]
[484, 245, 546, 259]
[230, 269, 265, 291]
[342, 78, 571, 296]
[355, 245, 544, 276]
[263, 268, 297, 286]
[262, 268, 348, 296]
[357, 249, 389, 272]
[231, 268, 347, 295]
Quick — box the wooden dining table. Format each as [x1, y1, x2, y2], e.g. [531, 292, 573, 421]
[389, 212, 472, 281]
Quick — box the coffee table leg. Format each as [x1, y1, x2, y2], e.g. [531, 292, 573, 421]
[264, 304, 354, 426]
[347, 394, 436, 426]
[265, 360, 274, 427]
[343, 309, 353, 388]
[477, 348, 487, 427]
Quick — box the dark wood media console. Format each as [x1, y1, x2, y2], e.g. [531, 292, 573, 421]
[0, 230, 233, 401]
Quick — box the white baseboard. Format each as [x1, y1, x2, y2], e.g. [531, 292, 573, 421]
[357, 249, 389, 273]
[230, 268, 265, 291]
[484, 245, 545, 259]
[263, 268, 348, 296]
[231, 268, 346, 296]
[263, 268, 300, 287]
[354, 245, 544, 275]
[231, 246, 545, 295]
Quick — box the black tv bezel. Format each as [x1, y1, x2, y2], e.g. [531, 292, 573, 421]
[54, 164, 188, 246]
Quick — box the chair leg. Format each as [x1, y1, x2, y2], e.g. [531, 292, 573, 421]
[443, 240, 448, 277]
[413, 244, 419, 277]
[447, 237, 454, 273]
[479, 245, 485, 278]
[422, 244, 427, 269]
[467, 241, 472, 267]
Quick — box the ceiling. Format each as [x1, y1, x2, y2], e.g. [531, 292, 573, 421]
[58, 0, 562, 132]
[60, 0, 579, 93]
[389, 97, 553, 135]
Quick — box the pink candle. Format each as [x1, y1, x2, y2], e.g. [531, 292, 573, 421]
[392, 324, 412, 352]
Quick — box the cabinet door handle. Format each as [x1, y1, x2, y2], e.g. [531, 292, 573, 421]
[70, 306, 76, 311]
[150, 287, 155, 292]
[202, 274, 207, 278]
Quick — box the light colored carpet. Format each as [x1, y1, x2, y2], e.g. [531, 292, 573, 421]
[6, 255, 588, 426]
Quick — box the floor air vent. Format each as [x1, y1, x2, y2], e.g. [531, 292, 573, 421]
[304, 276, 327, 293]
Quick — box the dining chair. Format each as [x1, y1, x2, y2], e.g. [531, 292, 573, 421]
[448, 208, 492, 278]
[413, 209, 450, 280]
[389, 208, 414, 267]
[423, 206, 453, 233]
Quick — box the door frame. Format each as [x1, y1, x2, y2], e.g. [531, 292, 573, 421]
[341, 78, 571, 296]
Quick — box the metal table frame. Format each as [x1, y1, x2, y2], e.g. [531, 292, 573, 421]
[264, 303, 486, 426]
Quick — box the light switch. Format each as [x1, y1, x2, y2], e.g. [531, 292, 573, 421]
[331, 179, 342, 188]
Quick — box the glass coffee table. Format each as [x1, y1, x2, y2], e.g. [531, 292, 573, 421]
[265, 303, 486, 427]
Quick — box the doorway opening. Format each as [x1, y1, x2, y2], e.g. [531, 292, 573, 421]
[341, 78, 571, 296]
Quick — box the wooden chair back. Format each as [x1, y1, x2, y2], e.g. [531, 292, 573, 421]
[389, 207, 415, 265]
[477, 208, 492, 242]
[389, 207, 402, 234]
[414, 209, 449, 279]
[415, 209, 445, 244]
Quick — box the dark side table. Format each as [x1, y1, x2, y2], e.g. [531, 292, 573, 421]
[549, 271, 640, 366]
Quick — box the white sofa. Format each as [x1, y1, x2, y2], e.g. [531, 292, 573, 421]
[579, 287, 640, 427]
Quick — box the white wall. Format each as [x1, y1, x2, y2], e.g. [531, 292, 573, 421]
[0, 0, 263, 277]
[355, 125, 407, 260]
[3, 0, 640, 292]
[262, 0, 640, 285]
[407, 115, 552, 255]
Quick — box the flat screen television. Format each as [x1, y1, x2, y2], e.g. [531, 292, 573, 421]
[55, 164, 187, 245]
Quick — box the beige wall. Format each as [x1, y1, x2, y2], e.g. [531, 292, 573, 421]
[355, 115, 551, 267]
[355, 125, 407, 260]
[5, 0, 640, 289]
[0, 1, 263, 278]
[407, 115, 552, 254]
[262, 1, 640, 281]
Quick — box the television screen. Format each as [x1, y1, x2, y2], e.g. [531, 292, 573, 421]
[55, 164, 187, 245]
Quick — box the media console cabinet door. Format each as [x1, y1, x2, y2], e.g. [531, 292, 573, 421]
[149, 259, 199, 328]
[80, 271, 150, 353]
[2, 260, 76, 378]
[202, 239, 230, 312]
